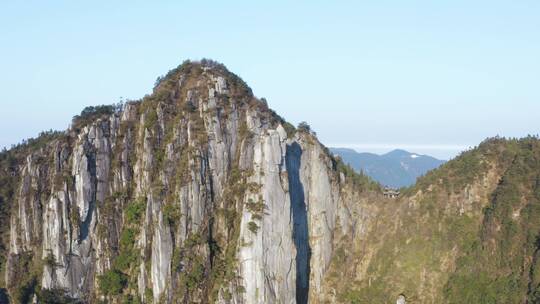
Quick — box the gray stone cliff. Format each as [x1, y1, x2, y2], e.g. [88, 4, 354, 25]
[1, 61, 376, 303]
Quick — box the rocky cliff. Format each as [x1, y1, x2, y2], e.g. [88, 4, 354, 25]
[0, 60, 539, 304]
[0, 60, 378, 303]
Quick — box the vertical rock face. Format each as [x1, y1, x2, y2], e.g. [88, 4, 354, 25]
[38, 120, 117, 296]
[236, 124, 294, 303]
[0, 60, 367, 303]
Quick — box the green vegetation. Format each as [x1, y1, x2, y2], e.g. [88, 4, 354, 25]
[283, 122, 296, 139]
[69, 205, 81, 229]
[121, 294, 143, 304]
[325, 137, 540, 303]
[98, 269, 127, 296]
[297, 121, 311, 133]
[2, 130, 64, 154]
[238, 119, 252, 140]
[247, 221, 259, 234]
[13, 277, 38, 304]
[329, 194, 480, 303]
[125, 199, 145, 223]
[6, 252, 42, 304]
[408, 136, 521, 195]
[37, 288, 81, 304]
[153, 59, 253, 99]
[0, 149, 18, 284]
[43, 252, 57, 269]
[97, 198, 147, 299]
[114, 228, 138, 271]
[172, 232, 208, 297]
[144, 288, 153, 302]
[444, 137, 540, 303]
[184, 257, 205, 291]
[246, 198, 265, 221]
[72, 104, 122, 130]
[143, 108, 158, 130]
[162, 203, 181, 226]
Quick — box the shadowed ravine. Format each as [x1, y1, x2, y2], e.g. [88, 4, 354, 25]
[286, 142, 311, 304]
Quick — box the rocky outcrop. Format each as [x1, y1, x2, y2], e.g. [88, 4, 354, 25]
[0, 60, 371, 303]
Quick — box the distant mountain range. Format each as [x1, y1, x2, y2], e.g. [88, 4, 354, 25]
[330, 148, 445, 188]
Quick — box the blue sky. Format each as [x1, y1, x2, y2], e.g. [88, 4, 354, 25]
[1, 1, 539, 159]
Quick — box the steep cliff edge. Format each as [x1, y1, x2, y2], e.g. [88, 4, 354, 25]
[0, 60, 378, 303]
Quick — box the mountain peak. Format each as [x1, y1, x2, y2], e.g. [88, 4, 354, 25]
[331, 147, 445, 187]
[383, 149, 412, 158]
[153, 59, 251, 95]
[146, 59, 269, 121]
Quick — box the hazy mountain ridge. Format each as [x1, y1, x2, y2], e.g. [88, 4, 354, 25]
[331, 147, 445, 188]
[0, 60, 539, 304]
